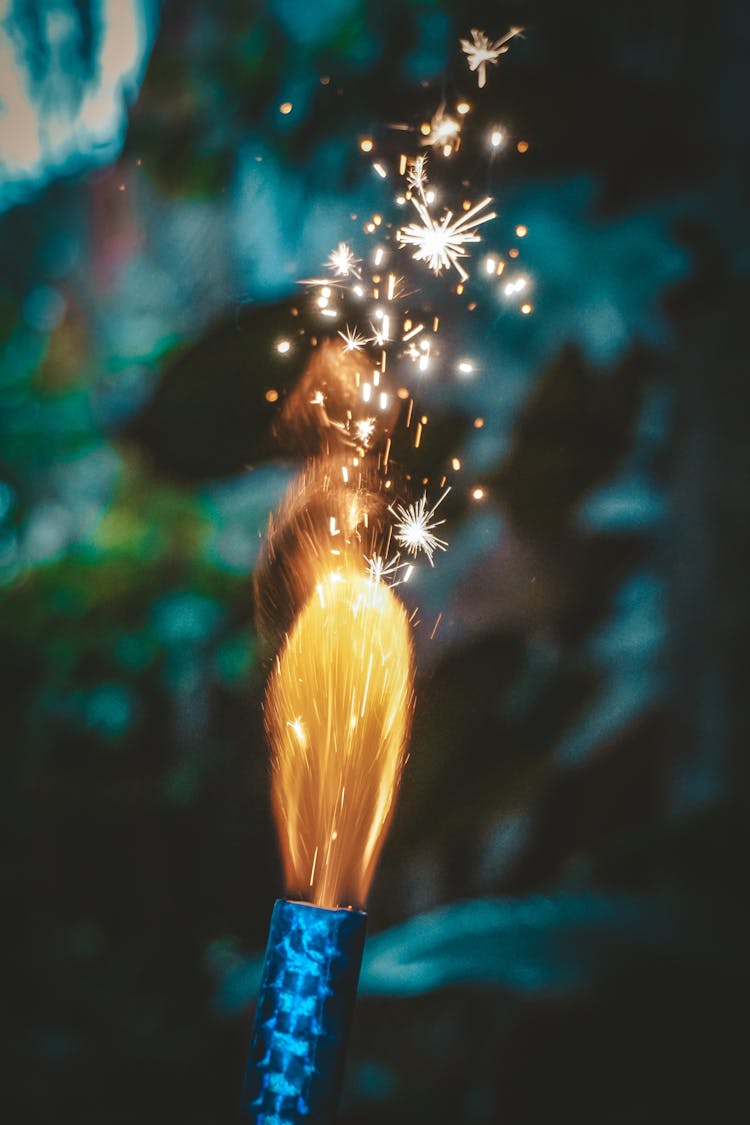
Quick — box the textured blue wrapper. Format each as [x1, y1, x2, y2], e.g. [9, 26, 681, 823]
[238, 899, 367, 1123]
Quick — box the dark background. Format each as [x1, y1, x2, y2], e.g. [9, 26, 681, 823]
[1, 1, 748, 1122]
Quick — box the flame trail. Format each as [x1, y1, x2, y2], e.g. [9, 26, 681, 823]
[265, 561, 413, 909]
[253, 456, 393, 658]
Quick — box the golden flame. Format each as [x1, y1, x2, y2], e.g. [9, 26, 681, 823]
[265, 561, 414, 909]
[253, 458, 391, 658]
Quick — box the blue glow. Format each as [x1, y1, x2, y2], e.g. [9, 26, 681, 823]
[0, 0, 158, 213]
[240, 900, 366, 1123]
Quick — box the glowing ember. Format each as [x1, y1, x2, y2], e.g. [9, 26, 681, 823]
[422, 106, 461, 153]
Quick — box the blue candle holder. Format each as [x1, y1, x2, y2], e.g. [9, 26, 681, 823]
[239, 899, 367, 1123]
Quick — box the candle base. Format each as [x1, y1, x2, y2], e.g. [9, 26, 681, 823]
[238, 899, 367, 1123]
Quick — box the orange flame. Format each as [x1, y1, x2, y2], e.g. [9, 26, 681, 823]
[265, 561, 414, 909]
[253, 458, 391, 658]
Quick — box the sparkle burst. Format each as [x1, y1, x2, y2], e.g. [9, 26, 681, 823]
[366, 553, 407, 586]
[397, 195, 496, 283]
[368, 320, 391, 347]
[327, 241, 361, 278]
[390, 489, 450, 566]
[354, 417, 376, 447]
[338, 325, 368, 352]
[460, 26, 524, 89]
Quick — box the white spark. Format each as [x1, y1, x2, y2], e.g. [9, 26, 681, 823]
[422, 106, 461, 152]
[354, 417, 377, 447]
[390, 489, 450, 566]
[406, 155, 429, 198]
[460, 27, 523, 89]
[338, 324, 368, 352]
[327, 241, 361, 278]
[368, 320, 391, 348]
[397, 195, 496, 283]
[366, 552, 406, 586]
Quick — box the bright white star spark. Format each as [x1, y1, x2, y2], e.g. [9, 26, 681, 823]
[460, 27, 523, 89]
[390, 489, 450, 566]
[366, 553, 408, 586]
[368, 320, 391, 348]
[354, 417, 376, 447]
[327, 242, 361, 278]
[397, 196, 496, 283]
[338, 324, 368, 352]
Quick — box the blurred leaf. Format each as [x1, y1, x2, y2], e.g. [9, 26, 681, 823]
[215, 891, 703, 1014]
[494, 345, 646, 533]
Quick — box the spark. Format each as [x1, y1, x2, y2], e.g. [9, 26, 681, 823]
[406, 155, 429, 198]
[422, 106, 461, 153]
[327, 241, 361, 278]
[366, 553, 406, 586]
[390, 489, 450, 566]
[368, 320, 391, 348]
[354, 417, 377, 447]
[460, 26, 524, 89]
[338, 324, 368, 352]
[396, 195, 496, 283]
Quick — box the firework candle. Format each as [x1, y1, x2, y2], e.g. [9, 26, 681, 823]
[240, 562, 413, 1123]
[237, 23, 528, 1113]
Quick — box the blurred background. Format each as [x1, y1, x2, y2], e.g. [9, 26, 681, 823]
[1, 1, 748, 1122]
